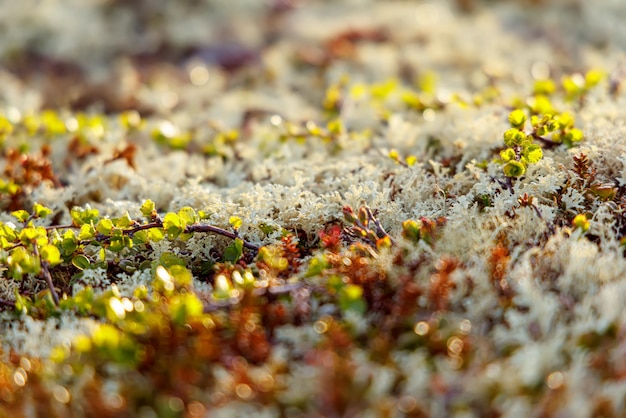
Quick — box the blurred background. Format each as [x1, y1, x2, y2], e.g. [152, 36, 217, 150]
[0, 0, 624, 113]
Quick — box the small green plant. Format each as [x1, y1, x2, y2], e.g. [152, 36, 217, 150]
[0, 201, 261, 310]
[562, 69, 605, 105]
[342, 205, 393, 250]
[388, 149, 417, 167]
[401, 217, 445, 246]
[498, 109, 544, 179]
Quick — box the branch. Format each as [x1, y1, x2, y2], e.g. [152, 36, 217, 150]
[51, 216, 262, 252]
[186, 224, 260, 251]
[0, 299, 16, 309]
[531, 133, 560, 149]
[365, 207, 396, 246]
[32, 245, 60, 306]
[125, 220, 163, 235]
[45, 224, 76, 231]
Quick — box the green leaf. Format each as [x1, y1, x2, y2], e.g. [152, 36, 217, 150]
[140, 199, 156, 219]
[305, 255, 330, 278]
[585, 69, 604, 88]
[530, 115, 540, 127]
[92, 324, 141, 368]
[41, 110, 67, 136]
[338, 284, 366, 315]
[524, 144, 543, 164]
[528, 95, 554, 114]
[34, 289, 57, 314]
[60, 237, 78, 256]
[115, 212, 134, 228]
[148, 228, 165, 242]
[168, 265, 193, 287]
[555, 112, 574, 130]
[71, 206, 100, 226]
[163, 213, 186, 239]
[96, 218, 114, 235]
[224, 238, 244, 263]
[564, 128, 584, 144]
[158, 252, 186, 268]
[0, 223, 17, 244]
[402, 219, 421, 243]
[327, 275, 344, 293]
[197, 210, 211, 220]
[508, 109, 527, 129]
[0, 237, 10, 250]
[229, 216, 243, 231]
[109, 236, 131, 252]
[305, 121, 322, 136]
[499, 148, 516, 163]
[562, 76, 582, 97]
[78, 224, 95, 240]
[169, 293, 203, 326]
[10, 246, 41, 275]
[72, 255, 91, 270]
[232, 269, 255, 288]
[572, 214, 590, 232]
[0, 115, 14, 140]
[19, 226, 48, 246]
[178, 207, 198, 225]
[153, 265, 175, 295]
[370, 79, 398, 100]
[40, 244, 61, 266]
[533, 79, 556, 95]
[92, 324, 123, 351]
[0, 179, 20, 195]
[418, 71, 438, 94]
[503, 129, 526, 147]
[503, 161, 526, 177]
[259, 223, 275, 236]
[14, 290, 30, 315]
[11, 210, 30, 222]
[133, 229, 149, 245]
[119, 259, 136, 273]
[33, 203, 52, 219]
[119, 110, 142, 130]
[327, 118, 344, 135]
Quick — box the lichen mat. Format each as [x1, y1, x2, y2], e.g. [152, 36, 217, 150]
[1, 0, 626, 417]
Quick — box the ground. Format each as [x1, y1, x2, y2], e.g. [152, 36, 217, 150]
[2, 0, 626, 417]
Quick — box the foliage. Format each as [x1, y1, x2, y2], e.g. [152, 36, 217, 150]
[0, 13, 620, 414]
[0, 197, 483, 416]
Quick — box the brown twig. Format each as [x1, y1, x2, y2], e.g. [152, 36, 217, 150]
[47, 217, 261, 252]
[45, 224, 77, 231]
[32, 244, 60, 306]
[365, 207, 396, 246]
[0, 299, 16, 309]
[186, 224, 260, 251]
[531, 133, 560, 149]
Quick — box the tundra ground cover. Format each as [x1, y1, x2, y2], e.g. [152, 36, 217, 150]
[2, 0, 626, 416]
